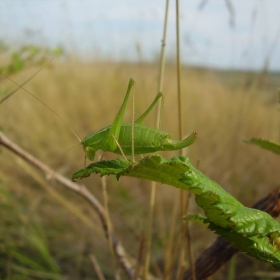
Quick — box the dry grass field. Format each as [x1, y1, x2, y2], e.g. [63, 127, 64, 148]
[0, 60, 279, 279]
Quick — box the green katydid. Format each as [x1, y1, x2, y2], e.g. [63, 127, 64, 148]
[81, 78, 197, 162]
[1, 73, 197, 163]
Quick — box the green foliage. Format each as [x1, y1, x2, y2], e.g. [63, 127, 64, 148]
[0, 44, 63, 78]
[0, 43, 63, 105]
[72, 155, 280, 267]
[244, 138, 280, 155]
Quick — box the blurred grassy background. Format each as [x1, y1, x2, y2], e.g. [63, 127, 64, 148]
[0, 60, 280, 279]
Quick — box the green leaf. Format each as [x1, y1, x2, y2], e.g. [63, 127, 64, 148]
[72, 154, 280, 267]
[72, 158, 131, 180]
[244, 138, 280, 155]
[195, 217, 280, 268]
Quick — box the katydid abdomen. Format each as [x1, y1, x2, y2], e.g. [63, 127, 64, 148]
[82, 123, 197, 160]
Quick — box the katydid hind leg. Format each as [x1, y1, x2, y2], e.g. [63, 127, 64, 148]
[107, 78, 135, 151]
[134, 92, 163, 124]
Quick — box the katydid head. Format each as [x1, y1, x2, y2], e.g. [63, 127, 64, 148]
[81, 137, 98, 161]
[81, 128, 108, 161]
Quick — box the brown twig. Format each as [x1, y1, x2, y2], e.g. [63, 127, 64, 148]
[0, 131, 157, 280]
[183, 187, 280, 280]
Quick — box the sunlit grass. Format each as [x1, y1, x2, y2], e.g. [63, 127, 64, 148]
[1, 61, 279, 278]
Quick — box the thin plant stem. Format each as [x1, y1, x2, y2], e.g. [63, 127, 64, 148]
[132, 80, 135, 163]
[227, 255, 236, 280]
[89, 254, 106, 280]
[175, 1, 196, 279]
[143, 183, 156, 280]
[134, 232, 145, 280]
[164, 196, 179, 280]
[143, 0, 170, 279]
[176, 0, 183, 144]
[101, 176, 118, 277]
[156, 0, 170, 126]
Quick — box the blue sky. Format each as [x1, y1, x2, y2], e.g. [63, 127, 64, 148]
[1, 0, 280, 70]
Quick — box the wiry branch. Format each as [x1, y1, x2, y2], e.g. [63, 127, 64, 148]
[183, 187, 280, 280]
[0, 131, 157, 280]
